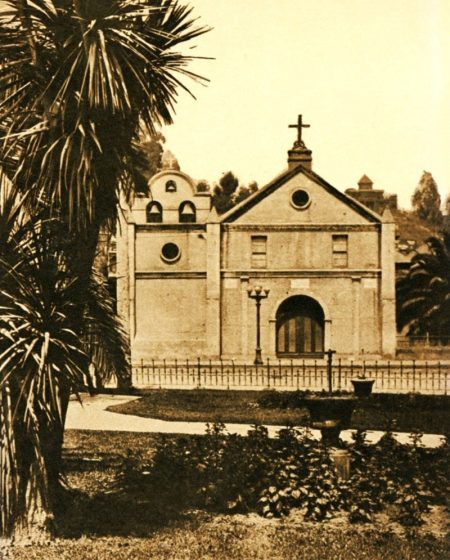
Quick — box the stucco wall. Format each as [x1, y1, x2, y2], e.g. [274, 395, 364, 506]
[135, 228, 207, 271]
[222, 228, 380, 270]
[233, 174, 371, 225]
[220, 275, 381, 359]
[132, 277, 207, 360]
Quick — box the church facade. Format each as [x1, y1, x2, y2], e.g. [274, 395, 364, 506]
[115, 120, 397, 362]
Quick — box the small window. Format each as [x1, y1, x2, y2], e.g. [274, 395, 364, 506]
[108, 237, 117, 276]
[179, 201, 196, 223]
[251, 235, 267, 268]
[291, 189, 310, 209]
[146, 201, 163, 223]
[165, 180, 177, 192]
[161, 242, 181, 263]
[332, 234, 348, 267]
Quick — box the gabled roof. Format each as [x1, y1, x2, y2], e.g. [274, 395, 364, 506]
[219, 164, 382, 223]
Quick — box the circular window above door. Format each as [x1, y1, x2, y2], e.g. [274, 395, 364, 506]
[290, 189, 311, 209]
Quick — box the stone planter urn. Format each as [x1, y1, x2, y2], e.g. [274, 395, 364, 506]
[302, 395, 357, 447]
[351, 378, 375, 398]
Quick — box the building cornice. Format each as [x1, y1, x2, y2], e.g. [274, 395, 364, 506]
[221, 269, 381, 278]
[136, 224, 207, 232]
[223, 224, 380, 232]
[136, 271, 206, 279]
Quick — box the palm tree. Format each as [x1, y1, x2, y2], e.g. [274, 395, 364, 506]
[0, 0, 208, 251]
[396, 232, 450, 343]
[0, 190, 131, 539]
[0, 0, 209, 539]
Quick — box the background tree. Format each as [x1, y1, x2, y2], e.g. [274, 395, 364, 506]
[196, 179, 210, 193]
[443, 193, 450, 234]
[212, 172, 258, 214]
[396, 231, 450, 342]
[411, 171, 443, 227]
[134, 132, 166, 193]
[234, 180, 258, 205]
[0, 0, 208, 540]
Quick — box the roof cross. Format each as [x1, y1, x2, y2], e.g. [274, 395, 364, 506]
[289, 114, 310, 147]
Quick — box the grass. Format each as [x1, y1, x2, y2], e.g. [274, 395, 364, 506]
[8, 430, 450, 560]
[107, 389, 450, 433]
[107, 389, 308, 425]
[10, 519, 450, 560]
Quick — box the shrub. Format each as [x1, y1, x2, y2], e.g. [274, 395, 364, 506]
[114, 424, 449, 525]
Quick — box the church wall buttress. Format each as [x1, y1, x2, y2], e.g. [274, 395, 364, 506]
[206, 223, 221, 357]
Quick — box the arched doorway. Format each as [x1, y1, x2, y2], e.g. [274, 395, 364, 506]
[276, 296, 324, 357]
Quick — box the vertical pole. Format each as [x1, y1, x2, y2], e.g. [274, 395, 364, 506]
[255, 298, 262, 365]
[326, 349, 335, 394]
[209, 358, 212, 388]
[440, 362, 446, 396]
[338, 358, 342, 390]
[197, 357, 201, 389]
[291, 359, 294, 390]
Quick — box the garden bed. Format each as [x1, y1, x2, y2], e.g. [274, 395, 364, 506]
[8, 429, 450, 560]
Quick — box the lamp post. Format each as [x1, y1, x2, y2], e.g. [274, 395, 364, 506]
[247, 285, 270, 365]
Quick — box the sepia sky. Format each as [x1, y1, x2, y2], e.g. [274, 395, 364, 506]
[163, 0, 450, 209]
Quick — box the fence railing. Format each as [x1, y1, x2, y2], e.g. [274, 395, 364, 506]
[397, 336, 450, 348]
[132, 358, 449, 395]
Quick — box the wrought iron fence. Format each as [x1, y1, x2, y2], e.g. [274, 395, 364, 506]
[397, 336, 450, 348]
[132, 358, 449, 395]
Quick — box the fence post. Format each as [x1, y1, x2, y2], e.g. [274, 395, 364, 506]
[326, 350, 334, 393]
[291, 359, 295, 390]
[412, 360, 416, 393]
[232, 359, 235, 388]
[163, 358, 166, 387]
[400, 359, 404, 392]
[314, 359, 318, 389]
[154, 359, 159, 389]
[197, 357, 201, 389]
[267, 358, 271, 389]
[338, 358, 342, 390]
[278, 358, 282, 388]
[303, 359, 306, 390]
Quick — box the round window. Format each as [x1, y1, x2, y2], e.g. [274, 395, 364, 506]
[291, 189, 310, 209]
[161, 242, 181, 263]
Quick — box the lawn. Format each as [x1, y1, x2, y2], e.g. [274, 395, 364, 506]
[9, 429, 450, 560]
[107, 389, 450, 433]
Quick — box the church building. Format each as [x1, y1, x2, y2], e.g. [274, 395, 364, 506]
[115, 117, 397, 362]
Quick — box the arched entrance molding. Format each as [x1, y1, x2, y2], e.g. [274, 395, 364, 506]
[269, 291, 331, 358]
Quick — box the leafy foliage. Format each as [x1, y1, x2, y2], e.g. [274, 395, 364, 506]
[114, 424, 449, 527]
[0, 191, 131, 536]
[212, 172, 258, 214]
[0, 0, 209, 538]
[0, 0, 209, 233]
[411, 172, 443, 227]
[397, 232, 450, 340]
